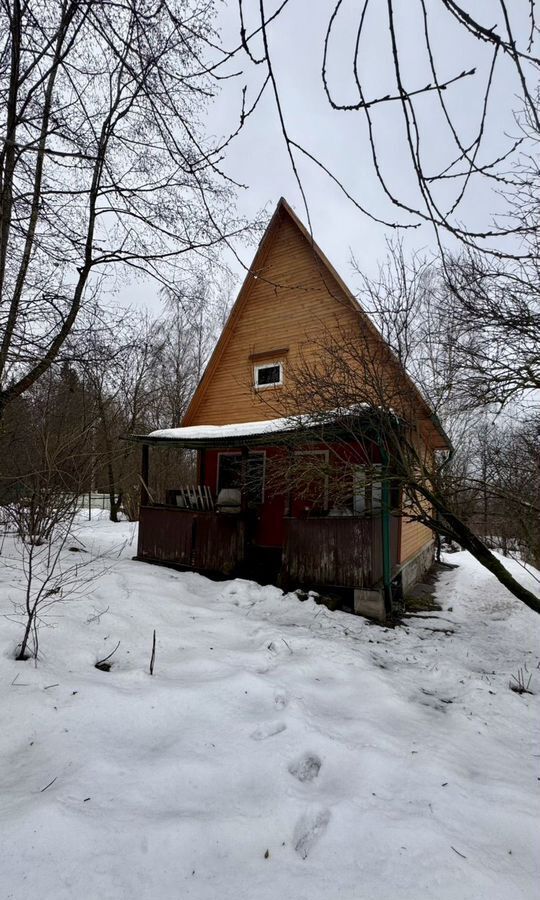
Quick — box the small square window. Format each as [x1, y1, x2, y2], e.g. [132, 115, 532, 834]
[254, 362, 283, 389]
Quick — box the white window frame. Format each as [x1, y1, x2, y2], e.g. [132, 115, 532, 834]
[254, 360, 283, 390]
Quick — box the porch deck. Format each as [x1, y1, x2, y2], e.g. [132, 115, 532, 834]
[136, 504, 397, 591]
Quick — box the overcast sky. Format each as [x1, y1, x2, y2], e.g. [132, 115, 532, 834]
[124, 1, 534, 312]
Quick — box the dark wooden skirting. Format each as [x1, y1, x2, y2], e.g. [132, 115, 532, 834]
[137, 505, 396, 591]
[193, 513, 245, 573]
[283, 515, 398, 591]
[137, 506, 245, 576]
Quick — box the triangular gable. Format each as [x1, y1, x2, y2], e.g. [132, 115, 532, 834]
[182, 198, 305, 426]
[182, 198, 448, 449]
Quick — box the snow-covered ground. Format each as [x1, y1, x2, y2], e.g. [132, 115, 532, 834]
[1, 514, 538, 900]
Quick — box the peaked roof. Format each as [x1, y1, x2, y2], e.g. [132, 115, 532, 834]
[182, 198, 449, 449]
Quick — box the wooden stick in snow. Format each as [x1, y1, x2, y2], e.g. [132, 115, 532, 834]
[150, 629, 156, 676]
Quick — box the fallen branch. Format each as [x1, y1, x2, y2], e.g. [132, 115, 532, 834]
[87, 606, 110, 624]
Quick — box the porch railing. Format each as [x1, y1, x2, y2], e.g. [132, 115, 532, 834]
[137, 505, 245, 575]
[283, 515, 399, 590]
[137, 504, 397, 591]
[165, 486, 214, 511]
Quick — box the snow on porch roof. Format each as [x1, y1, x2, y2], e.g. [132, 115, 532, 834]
[129, 413, 334, 449]
[126, 406, 413, 450]
[150, 414, 302, 442]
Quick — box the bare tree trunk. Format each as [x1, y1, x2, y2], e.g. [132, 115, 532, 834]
[16, 603, 35, 660]
[106, 459, 119, 523]
[422, 488, 540, 615]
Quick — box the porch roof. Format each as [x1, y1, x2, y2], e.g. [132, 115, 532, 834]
[127, 407, 399, 450]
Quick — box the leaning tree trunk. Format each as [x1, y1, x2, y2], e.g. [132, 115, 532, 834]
[429, 494, 540, 615]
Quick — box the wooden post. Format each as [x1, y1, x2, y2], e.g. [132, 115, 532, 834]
[141, 443, 149, 507]
[284, 447, 293, 517]
[199, 448, 207, 486]
[240, 446, 249, 513]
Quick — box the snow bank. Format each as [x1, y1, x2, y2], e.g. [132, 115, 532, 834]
[0, 517, 538, 900]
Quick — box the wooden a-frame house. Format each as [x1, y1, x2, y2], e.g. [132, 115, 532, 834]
[130, 199, 449, 620]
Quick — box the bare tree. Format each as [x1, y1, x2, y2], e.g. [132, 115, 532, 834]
[351, 239, 465, 420]
[7, 494, 83, 661]
[0, 0, 254, 420]
[73, 309, 162, 521]
[266, 311, 540, 614]
[439, 249, 540, 409]
[0, 370, 98, 659]
[156, 269, 235, 428]
[472, 416, 540, 567]
[232, 2, 540, 253]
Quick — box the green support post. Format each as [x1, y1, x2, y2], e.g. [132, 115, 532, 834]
[380, 447, 393, 617]
[381, 475, 392, 615]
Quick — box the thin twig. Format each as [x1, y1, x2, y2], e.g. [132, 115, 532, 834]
[96, 640, 120, 668]
[40, 776, 57, 793]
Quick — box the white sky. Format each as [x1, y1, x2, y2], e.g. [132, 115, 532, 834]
[122, 1, 534, 314]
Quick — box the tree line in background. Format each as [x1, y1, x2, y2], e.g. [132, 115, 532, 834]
[355, 239, 540, 574]
[0, 272, 232, 531]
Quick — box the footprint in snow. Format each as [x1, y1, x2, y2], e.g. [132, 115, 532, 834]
[250, 721, 287, 741]
[274, 690, 289, 710]
[288, 753, 322, 783]
[293, 808, 331, 859]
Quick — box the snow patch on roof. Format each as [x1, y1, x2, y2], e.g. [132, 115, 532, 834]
[148, 406, 378, 441]
[149, 414, 307, 441]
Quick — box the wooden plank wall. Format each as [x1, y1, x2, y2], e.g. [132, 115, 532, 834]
[137, 507, 245, 573]
[399, 517, 433, 564]
[284, 517, 375, 589]
[137, 506, 193, 565]
[193, 515, 245, 574]
[186, 215, 365, 426]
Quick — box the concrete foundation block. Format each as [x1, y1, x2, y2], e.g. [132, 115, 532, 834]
[354, 588, 386, 622]
[400, 541, 435, 595]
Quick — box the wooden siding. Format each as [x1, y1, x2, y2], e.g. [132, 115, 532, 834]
[137, 505, 193, 565]
[184, 213, 368, 426]
[192, 514, 245, 573]
[183, 202, 448, 450]
[399, 516, 433, 564]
